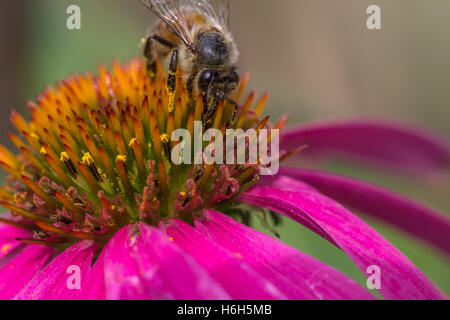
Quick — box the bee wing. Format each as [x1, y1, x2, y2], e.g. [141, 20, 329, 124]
[184, 0, 231, 30]
[140, 0, 195, 48]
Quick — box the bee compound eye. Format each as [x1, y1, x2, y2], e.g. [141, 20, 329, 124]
[199, 69, 216, 92]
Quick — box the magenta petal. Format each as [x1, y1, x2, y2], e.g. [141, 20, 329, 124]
[195, 210, 374, 300]
[160, 218, 287, 299]
[240, 186, 445, 300]
[0, 224, 29, 261]
[259, 174, 319, 193]
[14, 240, 96, 300]
[280, 119, 450, 175]
[276, 167, 450, 255]
[82, 247, 107, 300]
[93, 223, 229, 300]
[0, 245, 55, 299]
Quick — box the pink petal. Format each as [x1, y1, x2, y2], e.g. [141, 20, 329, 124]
[160, 218, 287, 299]
[280, 118, 450, 175]
[14, 240, 96, 300]
[0, 245, 55, 299]
[259, 174, 319, 193]
[86, 223, 229, 300]
[240, 185, 445, 300]
[82, 246, 106, 300]
[276, 167, 450, 255]
[0, 224, 29, 261]
[195, 210, 374, 300]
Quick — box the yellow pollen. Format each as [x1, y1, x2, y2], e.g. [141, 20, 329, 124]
[128, 138, 137, 148]
[1, 244, 12, 254]
[180, 192, 186, 197]
[60, 152, 70, 162]
[169, 237, 174, 242]
[97, 168, 107, 179]
[81, 152, 94, 166]
[14, 192, 25, 203]
[160, 134, 170, 144]
[116, 154, 127, 163]
[111, 205, 116, 210]
[30, 133, 39, 140]
[40, 146, 47, 155]
[235, 253, 243, 259]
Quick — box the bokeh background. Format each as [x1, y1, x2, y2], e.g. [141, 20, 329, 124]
[0, 0, 449, 296]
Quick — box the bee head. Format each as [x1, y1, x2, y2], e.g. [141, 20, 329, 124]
[198, 67, 239, 99]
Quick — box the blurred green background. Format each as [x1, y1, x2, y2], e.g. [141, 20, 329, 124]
[0, 0, 449, 297]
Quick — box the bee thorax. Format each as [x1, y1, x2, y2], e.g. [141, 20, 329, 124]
[196, 32, 229, 66]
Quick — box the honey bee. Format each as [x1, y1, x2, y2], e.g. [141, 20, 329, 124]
[139, 0, 240, 123]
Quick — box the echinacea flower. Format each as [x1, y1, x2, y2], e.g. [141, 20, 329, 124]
[0, 59, 449, 300]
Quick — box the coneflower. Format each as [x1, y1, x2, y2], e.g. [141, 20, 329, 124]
[0, 59, 449, 300]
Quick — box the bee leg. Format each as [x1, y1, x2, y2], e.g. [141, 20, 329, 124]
[151, 34, 175, 50]
[143, 35, 175, 80]
[143, 37, 157, 80]
[223, 96, 239, 128]
[167, 49, 179, 113]
[186, 73, 196, 99]
[202, 95, 220, 130]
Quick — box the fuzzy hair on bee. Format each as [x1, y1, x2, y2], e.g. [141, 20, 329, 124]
[140, 0, 240, 125]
